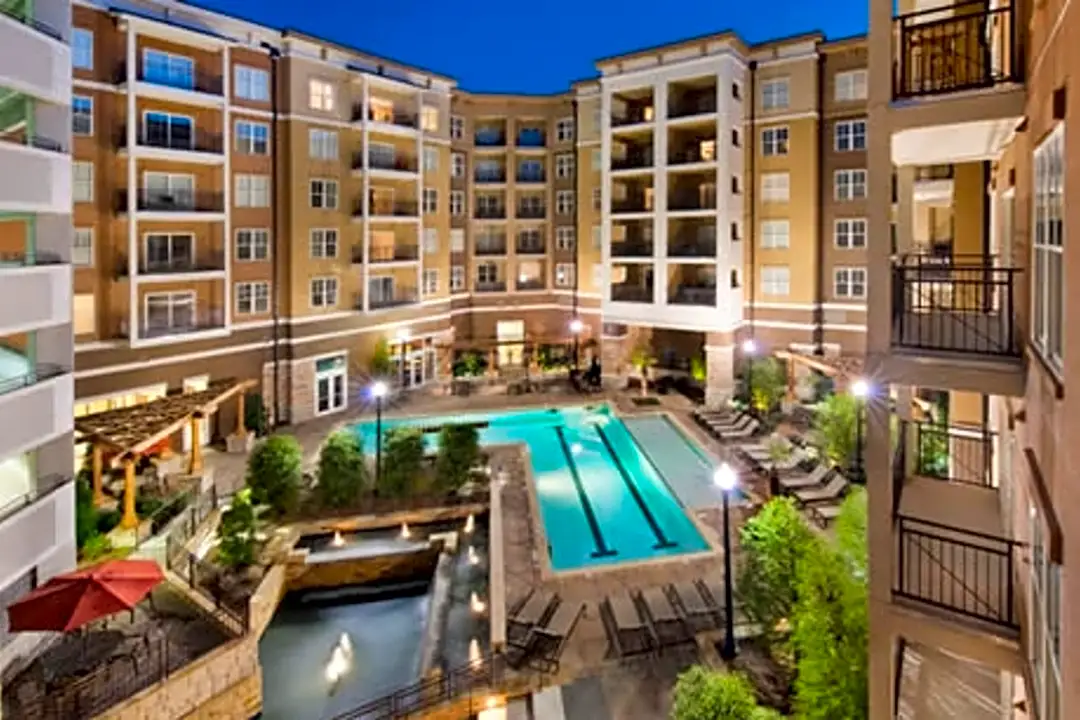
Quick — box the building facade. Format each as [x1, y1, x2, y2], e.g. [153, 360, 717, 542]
[865, 0, 1075, 716]
[0, 0, 76, 670]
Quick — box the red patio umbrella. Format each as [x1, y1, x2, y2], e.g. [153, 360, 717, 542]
[6, 559, 165, 633]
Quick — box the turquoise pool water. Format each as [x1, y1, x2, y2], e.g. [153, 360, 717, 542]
[350, 405, 709, 571]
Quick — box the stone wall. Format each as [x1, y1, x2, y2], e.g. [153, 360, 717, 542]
[705, 344, 735, 408]
[286, 547, 441, 592]
[287, 357, 318, 426]
[260, 359, 292, 427]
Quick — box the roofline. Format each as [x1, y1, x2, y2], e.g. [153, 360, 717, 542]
[281, 27, 457, 83]
[594, 28, 738, 65]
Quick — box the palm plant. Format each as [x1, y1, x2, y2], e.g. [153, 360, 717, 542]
[629, 341, 655, 396]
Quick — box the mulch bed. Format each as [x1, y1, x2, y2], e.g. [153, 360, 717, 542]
[733, 636, 794, 715]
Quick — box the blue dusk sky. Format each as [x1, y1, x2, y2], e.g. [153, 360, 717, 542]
[195, 0, 869, 94]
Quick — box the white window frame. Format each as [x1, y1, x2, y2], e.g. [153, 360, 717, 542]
[235, 281, 270, 315]
[761, 266, 790, 296]
[555, 153, 574, 179]
[73, 162, 94, 203]
[556, 117, 575, 142]
[73, 228, 94, 267]
[423, 146, 439, 172]
[143, 232, 194, 271]
[761, 126, 789, 156]
[451, 153, 465, 178]
[235, 174, 270, 207]
[760, 220, 790, 249]
[144, 291, 195, 333]
[422, 188, 438, 213]
[834, 169, 867, 201]
[761, 78, 789, 110]
[834, 218, 867, 249]
[308, 128, 338, 160]
[835, 119, 867, 152]
[835, 69, 868, 102]
[476, 262, 499, 285]
[421, 106, 439, 133]
[235, 228, 270, 261]
[450, 266, 465, 292]
[555, 263, 575, 288]
[142, 110, 194, 149]
[761, 172, 790, 203]
[450, 190, 465, 216]
[833, 267, 867, 299]
[308, 79, 335, 111]
[450, 115, 464, 139]
[309, 179, 339, 209]
[234, 65, 270, 102]
[422, 268, 439, 294]
[236, 120, 269, 155]
[309, 228, 339, 259]
[556, 190, 575, 215]
[555, 226, 575, 251]
[1031, 124, 1065, 371]
[309, 276, 339, 308]
[72, 95, 93, 135]
[72, 28, 94, 70]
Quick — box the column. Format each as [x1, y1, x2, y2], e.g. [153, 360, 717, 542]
[120, 454, 138, 530]
[234, 392, 247, 436]
[91, 443, 104, 507]
[188, 412, 205, 475]
[704, 337, 735, 409]
[896, 166, 916, 254]
[125, 23, 138, 339]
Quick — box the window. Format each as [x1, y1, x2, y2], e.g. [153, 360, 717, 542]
[236, 281, 270, 314]
[144, 233, 193, 271]
[420, 106, 439, 132]
[1032, 125, 1065, 369]
[308, 129, 338, 160]
[732, 82, 742, 100]
[234, 65, 270, 101]
[761, 172, 790, 202]
[308, 79, 335, 111]
[450, 115, 464, 139]
[731, 222, 742, 242]
[72, 28, 93, 69]
[236, 229, 270, 261]
[556, 153, 575, 179]
[834, 218, 867, 249]
[144, 111, 192, 149]
[556, 190, 574, 215]
[419, 146, 437, 173]
[310, 277, 339, 308]
[450, 266, 465, 291]
[235, 174, 270, 207]
[423, 228, 439, 253]
[762, 127, 789, 156]
[477, 262, 499, 285]
[143, 49, 194, 90]
[556, 226, 575, 251]
[314, 354, 347, 415]
[761, 266, 790, 296]
[835, 119, 867, 152]
[835, 169, 867, 201]
[310, 179, 338, 209]
[556, 117, 575, 142]
[761, 78, 789, 110]
[592, 187, 602, 210]
[309, 229, 338, 259]
[1028, 502, 1062, 720]
[451, 229, 465, 252]
[835, 69, 868, 101]
[732, 127, 741, 147]
[450, 191, 465, 216]
[592, 225, 601, 249]
[145, 292, 194, 332]
[760, 220, 790, 249]
[555, 263, 576, 288]
[834, 267, 867, 298]
[73, 162, 93, 203]
[236, 121, 269, 154]
[422, 188, 438, 213]
[452, 153, 465, 178]
[73, 228, 93, 267]
[72, 96, 93, 135]
[143, 171, 194, 208]
[423, 268, 439, 294]
[591, 149, 601, 171]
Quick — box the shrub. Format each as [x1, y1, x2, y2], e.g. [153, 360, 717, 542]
[75, 476, 99, 549]
[95, 508, 122, 535]
[218, 489, 259, 568]
[671, 667, 778, 720]
[629, 340, 655, 396]
[244, 392, 269, 436]
[811, 392, 859, 467]
[748, 357, 787, 414]
[80, 534, 114, 562]
[452, 350, 486, 378]
[369, 338, 393, 377]
[317, 431, 368, 508]
[378, 427, 426, 497]
[536, 344, 570, 371]
[434, 424, 481, 492]
[689, 354, 707, 383]
[246, 434, 302, 516]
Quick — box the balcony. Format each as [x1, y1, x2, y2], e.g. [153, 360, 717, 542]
[117, 190, 225, 216]
[0, 264, 70, 333]
[611, 108, 653, 127]
[668, 236, 716, 258]
[611, 152, 653, 171]
[891, 254, 1021, 358]
[474, 207, 506, 220]
[611, 198, 651, 214]
[668, 192, 715, 212]
[668, 286, 716, 306]
[516, 130, 546, 148]
[359, 152, 419, 174]
[0, 137, 70, 214]
[370, 288, 419, 310]
[475, 280, 507, 293]
[474, 170, 506, 184]
[610, 238, 653, 258]
[370, 245, 420, 263]
[138, 67, 222, 95]
[0, 10, 69, 106]
[515, 237, 545, 255]
[516, 206, 545, 220]
[115, 252, 226, 278]
[361, 199, 420, 218]
[610, 284, 653, 303]
[668, 95, 717, 120]
[516, 277, 545, 291]
[119, 125, 223, 162]
[126, 309, 226, 341]
[475, 237, 508, 256]
[0, 368, 72, 462]
[911, 421, 995, 488]
[475, 130, 506, 148]
[516, 170, 545, 184]
[669, 146, 716, 166]
[893, 1, 1020, 99]
[0, 473, 71, 528]
[355, 105, 418, 128]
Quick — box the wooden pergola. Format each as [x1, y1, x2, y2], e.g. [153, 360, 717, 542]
[75, 378, 256, 529]
[773, 350, 866, 398]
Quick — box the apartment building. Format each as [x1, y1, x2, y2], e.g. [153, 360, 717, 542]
[865, 0, 1075, 716]
[0, 0, 76, 670]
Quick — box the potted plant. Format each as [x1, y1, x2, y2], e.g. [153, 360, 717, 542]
[629, 340, 655, 397]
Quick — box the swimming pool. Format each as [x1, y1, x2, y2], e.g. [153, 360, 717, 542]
[350, 405, 709, 572]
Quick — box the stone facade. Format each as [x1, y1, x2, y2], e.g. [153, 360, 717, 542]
[704, 344, 735, 408]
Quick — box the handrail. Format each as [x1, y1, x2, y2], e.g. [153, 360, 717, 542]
[0, 474, 71, 525]
[913, 421, 995, 487]
[0, 363, 68, 397]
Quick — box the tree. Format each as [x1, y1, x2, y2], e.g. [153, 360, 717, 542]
[811, 392, 859, 467]
[369, 338, 393, 378]
[218, 488, 259, 567]
[670, 667, 779, 720]
[629, 339, 655, 396]
[736, 497, 820, 643]
[749, 357, 787, 414]
[75, 474, 99, 549]
[792, 538, 868, 720]
[378, 427, 426, 496]
[435, 424, 481, 492]
[317, 431, 368, 508]
[834, 487, 868, 579]
[244, 392, 269, 437]
[246, 434, 302, 516]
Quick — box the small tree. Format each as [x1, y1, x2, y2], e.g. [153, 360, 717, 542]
[689, 354, 707, 384]
[246, 434, 302, 516]
[218, 488, 259, 568]
[75, 474, 99, 549]
[370, 338, 393, 378]
[629, 340, 655, 396]
[317, 431, 368, 508]
[435, 424, 481, 492]
[737, 497, 820, 643]
[834, 487, 868, 579]
[453, 350, 486, 378]
[749, 357, 787, 414]
[811, 392, 859, 467]
[671, 667, 779, 720]
[378, 427, 426, 497]
[244, 393, 269, 437]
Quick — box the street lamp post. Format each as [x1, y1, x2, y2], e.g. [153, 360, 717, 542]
[713, 462, 739, 661]
[569, 318, 584, 372]
[371, 381, 388, 488]
[741, 339, 757, 409]
[851, 378, 869, 484]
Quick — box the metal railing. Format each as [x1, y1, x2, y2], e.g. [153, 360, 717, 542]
[914, 421, 995, 487]
[0, 7, 64, 40]
[668, 147, 716, 165]
[611, 108, 653, 127]
[475, 237, 507, 255]
[668, 287, 717, 306]
[610, 239, 653, 257]
[117, 190, 225, 213]
[474, 132, 506, 147]
[891, 254, 1021, 357]
[360, 153, 419, 173]
[124, 310, 226, 341]
[475, 171, 507, 183]
[915, 164, 954, 181]
[668, 238, 717, 257]
[114, 252, 226, 277]
[516, 278, 545, 291]
[475, 281, 507, 293]
[669, 193, 716, 211]
[370, 289, 419, 310]
[515, 238, 545, 255]
[611, 285, 653, 303]
[515, 206, 545, 219]
[361, 200, 419, 217]
[516, 171, 545, 183]
[516, 133, 546, 148]
[894, 514, 1019, 629]
[668, 97, 717, 118]
[0, 363, 68, 397]
[121, 66, 223, 95]
[611, 198, 651, 213]
[0, 474, 71, 526]
[121, 125, 223, 154]
[893, 1, 1020, 98]
[611, 152, 653, 170]
[474, 206, 506, 220]
[370, 245, 419, 263]
[357, 108, 419, 128]
[332, 653, 508, 720]
[168, 551, 251, 635]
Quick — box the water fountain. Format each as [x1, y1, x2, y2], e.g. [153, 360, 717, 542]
[470, 592, 486, 615]
[330, 531, 345, 548]
[400, 522, 411, 539]
[325, 632, 354, 688]
[468, 637, 482, 666]
[464, 514, 475, 534]
[467, 546, 480, 566]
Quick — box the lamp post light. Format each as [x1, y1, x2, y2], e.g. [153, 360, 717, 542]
[569, 318, 584, 372]
[371, 381, 388, 488]
[851, 378, 869, 484]
[741, 339, 757, 409]
[713, 462, 739, 661]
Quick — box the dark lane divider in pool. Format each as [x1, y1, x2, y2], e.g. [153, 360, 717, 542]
[594, 426, 677, 550]
[554, 426, 617, 559]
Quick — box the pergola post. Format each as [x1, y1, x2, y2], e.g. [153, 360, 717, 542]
[188, 411, 205, 475]
[120, 453, 139, 530]
[91, 442, 104, 507]
[234, 392, 246, 436]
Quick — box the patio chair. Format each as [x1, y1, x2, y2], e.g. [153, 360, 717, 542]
[637, 587, 694, 651]
[719, 418, 761, 440]
[694, 580, 754, 637]
[808, 502, 843, 529]
[778, 464, 832, 492]
[599, 593, 656, 659]
[665, 582, 721, 633]
[707, 413, 753, 432]
[511, 600, 586, 672]
[792, 473, 849, 505]
[507, 589, 560, 648]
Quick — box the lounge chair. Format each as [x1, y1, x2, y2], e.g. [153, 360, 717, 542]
[792, 473, 849, 505]
[599, 593, 655, 659]
[666, 582, 721, 633]
[637, 587, 694, 651]
[515, 601, 586, 672]
[694, 580, 753, 637]
[778, 464, 832, 491]
[808, 503, 843, 528]
[507, 589, 559, 648]
[719, 418, 761, 440]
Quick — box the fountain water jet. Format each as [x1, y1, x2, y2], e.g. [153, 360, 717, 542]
[330, 531, 345, 548]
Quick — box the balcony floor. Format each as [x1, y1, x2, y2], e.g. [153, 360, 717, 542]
[897, 642, 1009, 720]
[898, 475, 1003, 538]
[892, 310, 1014, 358]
